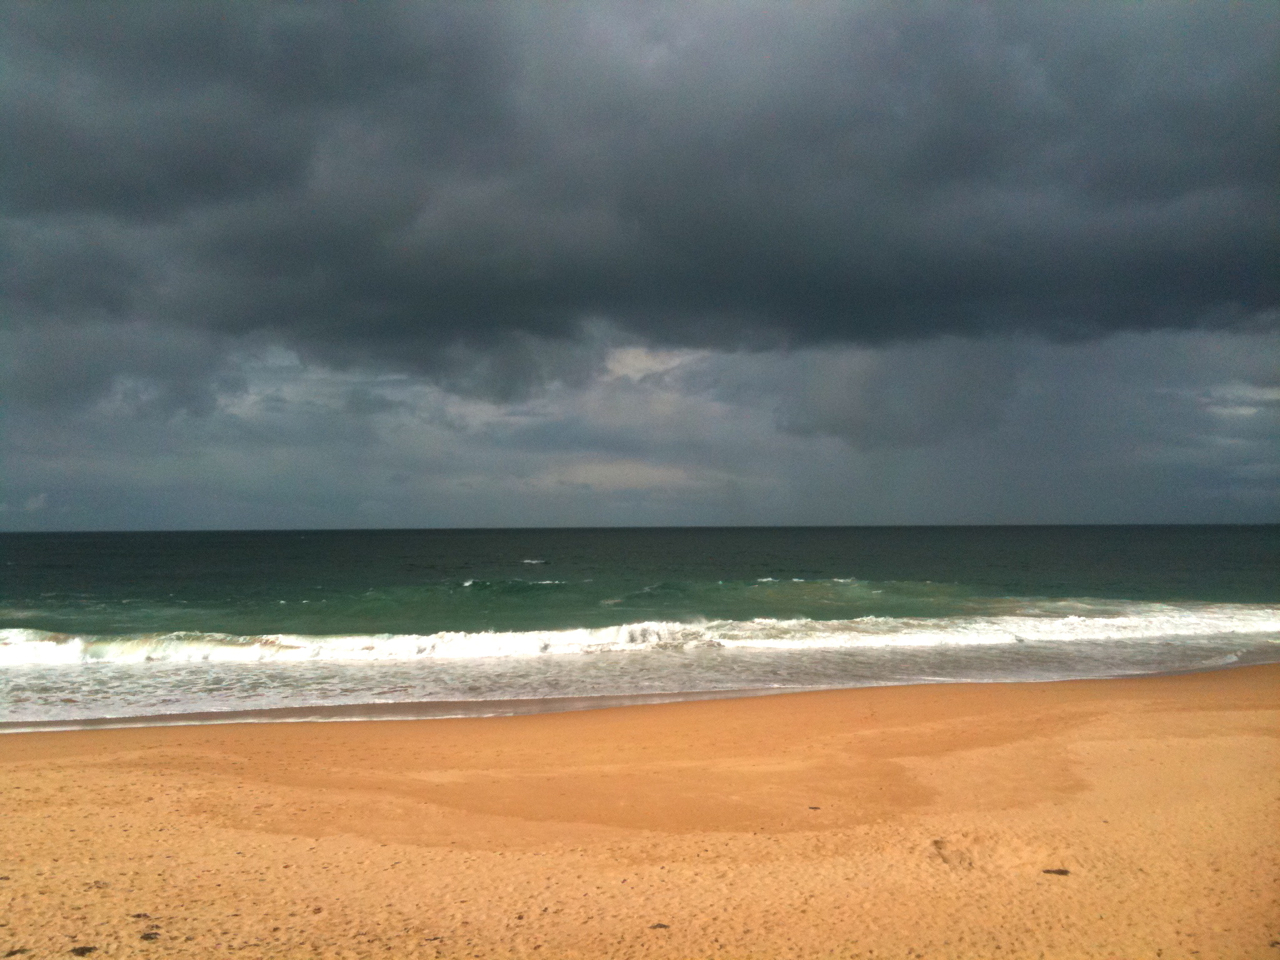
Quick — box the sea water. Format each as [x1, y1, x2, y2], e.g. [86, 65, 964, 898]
[2, 527, 1277, 729]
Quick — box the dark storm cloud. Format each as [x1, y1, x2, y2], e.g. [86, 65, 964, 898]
[725, 340, 1023, 450]
[3, 0, 1277, 408]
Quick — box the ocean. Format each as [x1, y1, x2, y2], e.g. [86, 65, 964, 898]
[2, 526, 1277, 731]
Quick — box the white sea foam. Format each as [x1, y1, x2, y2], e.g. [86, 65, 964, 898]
[2, 602, 1277, 667]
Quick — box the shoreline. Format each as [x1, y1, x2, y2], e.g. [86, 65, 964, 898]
[2, 663, 1277, 958]
[4, 652, 1278, 734]
[0, 685, 819, 734]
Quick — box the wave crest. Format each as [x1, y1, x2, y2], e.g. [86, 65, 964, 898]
[2, 602, 1277, 667]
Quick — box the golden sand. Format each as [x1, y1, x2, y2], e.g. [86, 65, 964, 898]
[1, 664, 1277, 959]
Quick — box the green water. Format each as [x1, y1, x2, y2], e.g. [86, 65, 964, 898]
[4, 526, 1278, 637]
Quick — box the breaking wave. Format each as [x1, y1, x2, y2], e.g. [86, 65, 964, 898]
[3, 601, 1277, 667]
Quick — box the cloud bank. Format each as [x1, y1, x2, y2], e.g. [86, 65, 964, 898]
[3, 1, 1277, 527]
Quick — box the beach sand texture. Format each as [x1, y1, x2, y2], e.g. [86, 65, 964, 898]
[1, 665, 1277, 959]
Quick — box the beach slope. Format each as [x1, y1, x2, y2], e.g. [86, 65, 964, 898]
[2, 665, 1277, 958]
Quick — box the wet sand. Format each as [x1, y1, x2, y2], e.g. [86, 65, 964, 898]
[1, 664, 1277, 959]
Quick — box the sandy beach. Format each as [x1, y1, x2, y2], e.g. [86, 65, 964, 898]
[1, 664, 1277, 959]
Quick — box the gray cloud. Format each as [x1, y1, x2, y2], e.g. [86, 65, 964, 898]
[3, 2, 1278, 527]
[4, 1, 1276, 407]
[4, 330, 1276, 529]
[1, 320, 231, 414]
[694, 339, 1022, 449]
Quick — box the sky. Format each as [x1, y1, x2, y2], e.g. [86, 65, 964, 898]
[3, 0, 1278, 530]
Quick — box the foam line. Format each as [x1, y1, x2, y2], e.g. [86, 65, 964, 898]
[2, 603, 1277, 666]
